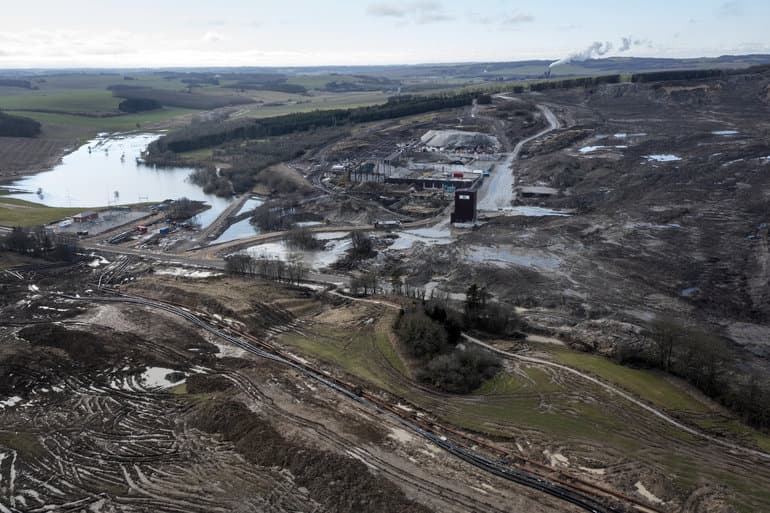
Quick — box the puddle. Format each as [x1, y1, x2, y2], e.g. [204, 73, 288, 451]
[5, 133, 233, 229]
[237, 196, 265, 216]
[712, 130, 739, 136]
[243, 236, 352, 270]
[645, 154, 681, 162]
[209, 218, 259, 245]
[680, 287, 700, 297]
[139, 367, 185, 389]
[463, 245, 560, 270]
[387, 228, 453, 251]
[613, 132, 647, 138]
[154, 267, 222, 279]
[502, 206, 571, 217]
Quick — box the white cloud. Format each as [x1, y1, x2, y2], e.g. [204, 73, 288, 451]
[718, 1, 743, 17]
[202, 31, 224, 43]
[503, 13, 535, 25]
[366, 1, 453, 24]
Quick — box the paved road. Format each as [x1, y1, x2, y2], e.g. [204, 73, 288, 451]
[476, 103, 561, 212]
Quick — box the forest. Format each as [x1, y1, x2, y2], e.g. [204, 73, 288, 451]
[147, 92, 478, 155]
[0, 111, 42, 137]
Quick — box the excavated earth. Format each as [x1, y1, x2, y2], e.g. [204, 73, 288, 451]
[0, 262, 583, 513]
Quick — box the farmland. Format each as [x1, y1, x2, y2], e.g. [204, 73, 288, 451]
[0, 196, 82, 226]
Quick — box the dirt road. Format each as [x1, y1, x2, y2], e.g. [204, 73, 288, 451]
[463, 333, 770, 461]
[477, 103, 561, 212]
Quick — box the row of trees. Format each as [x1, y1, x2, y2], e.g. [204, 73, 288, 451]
[224, 253, 308, 285]
[1, 227, 79, 262]
[250, 200, 299, 232]
[285, 226, 323, 250]
[619, 318, 770, 430]
[118, 98, 162, 113]
[0, 79, 34, 89]
[630, 69, 725, 83]
[147, 92, 478, 155]
[0, 111, 41, 138]
[529, 74, 622, 92]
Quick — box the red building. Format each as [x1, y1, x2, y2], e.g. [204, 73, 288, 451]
[72, 211, 99, 223]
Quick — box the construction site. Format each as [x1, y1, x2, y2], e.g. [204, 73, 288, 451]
[3, 61, 770, 513]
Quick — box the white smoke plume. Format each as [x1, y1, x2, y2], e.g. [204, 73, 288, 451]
[550, 37, 650, 68]
[619, 36, 647, 52]
[550, 41, 613, 68]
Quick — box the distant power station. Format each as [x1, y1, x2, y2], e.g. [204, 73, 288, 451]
[451, 189, 476, 223]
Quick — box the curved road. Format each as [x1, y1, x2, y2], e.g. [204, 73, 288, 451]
[477, 103, 561, 212]
[72, 293, 621, 513]
[463, 333, 770, 461]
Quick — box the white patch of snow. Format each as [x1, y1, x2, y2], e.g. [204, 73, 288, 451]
[645, 154, 681, 162]
[154, 267, 222, 279]
[0, 396, 23, 409]
[634, 481, 664, 504]
[579, 466, 606, 475]
[712, 130, 738, 136]
[543, 449, 569, 467]
[579, 145, 626, 154]
[27, 285, 40, 292]
[138, 367, 185, 389]
[387, 427, 414, 444]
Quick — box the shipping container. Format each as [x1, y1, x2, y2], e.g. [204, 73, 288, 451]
[136, 226, 148, 233]
[452, 172, 464, 178]
[159, 226, 170, 235]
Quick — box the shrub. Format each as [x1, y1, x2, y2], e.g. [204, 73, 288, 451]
[418, 347, 501, 394]
[118, 98, 162, 113]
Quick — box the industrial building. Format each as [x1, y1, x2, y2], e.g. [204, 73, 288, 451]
[72, 211, 99, 223]
[451, 189, 477, 223]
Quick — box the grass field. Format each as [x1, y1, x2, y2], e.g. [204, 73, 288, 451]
[0, 197, 82, 227]
[551, 348, 711, 413]
[0, 90, 122, 113]
[6, 108, 198, 131]
[276, 305, 770, 512]
[548, 346, 770, 450]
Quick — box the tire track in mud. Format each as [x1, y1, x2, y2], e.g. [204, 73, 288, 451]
[0, 354, 318, 513]
[219, 369, 519, 513]
[72, 294, 647, 513]
[464, 334, 770, 460]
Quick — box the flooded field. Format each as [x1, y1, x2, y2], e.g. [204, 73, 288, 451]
[4, 133, 233, 228]
[243, 232, 352, 270]
[386, 227, 453, 250]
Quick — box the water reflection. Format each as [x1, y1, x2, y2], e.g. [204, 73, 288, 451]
[6, 133, 232, 228]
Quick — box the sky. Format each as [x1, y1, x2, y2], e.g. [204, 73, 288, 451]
[1, 0, 769, 68]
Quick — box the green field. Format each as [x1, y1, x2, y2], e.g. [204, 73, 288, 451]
[0, 197, 82, 227]
[6, 108, 197, 131]
[552, 348, 711, 413]
[277, 308, 770, 512]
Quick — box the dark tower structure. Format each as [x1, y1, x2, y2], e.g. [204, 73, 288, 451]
[451, 189, 477, 223]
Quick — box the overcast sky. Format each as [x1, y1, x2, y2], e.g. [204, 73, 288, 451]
[1, 0, 768, 68]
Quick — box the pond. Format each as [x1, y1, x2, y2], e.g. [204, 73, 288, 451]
[4, 133, 233, 228]
[243, 232, 352, 271]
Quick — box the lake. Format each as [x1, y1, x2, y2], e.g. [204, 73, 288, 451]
[4, 133, 233, 228]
